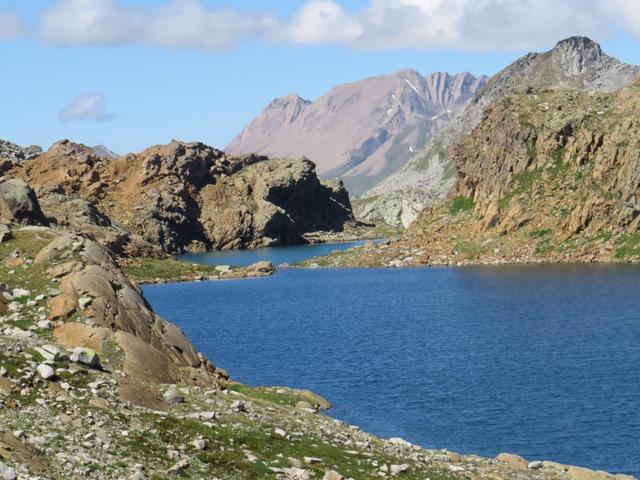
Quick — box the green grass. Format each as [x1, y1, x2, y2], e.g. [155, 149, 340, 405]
[528, 229, 551, 239]
[535, 238, 555, 255]
[448, 196, 475, 215]
[227, 384, 330, 410]
[499, 169, 539, 209]
[122, 257, 222, 283]
[615, 233, 640, 259]
[452, 239, 488, 259]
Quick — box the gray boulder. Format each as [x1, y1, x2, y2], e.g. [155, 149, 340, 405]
[0, 179, 48, 226]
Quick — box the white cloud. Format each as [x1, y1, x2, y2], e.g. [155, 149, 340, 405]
[27, 0, 640, 52]
[284, 1, 363, 44]
[601, 0, 640, 37]
[40, 0, 275, 51]
[282, 0, 614, 51]
[59, 93, 116, 122]
[0, 9, 27, 41]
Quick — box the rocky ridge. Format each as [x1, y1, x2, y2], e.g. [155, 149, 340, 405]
[358, 37, 640, 228]
[300, 79, 640, 269]
[0, 140, 42, 173]
[228, 70, 486, 195]
[11, 140, 357, 254]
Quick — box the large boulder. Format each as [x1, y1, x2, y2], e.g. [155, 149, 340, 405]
[0, 179, 48, 226]
[41, 233, 219, 384]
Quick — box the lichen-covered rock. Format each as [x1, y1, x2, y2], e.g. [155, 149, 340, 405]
[69, 347, 101, 369]
[0, 139, 42, 164]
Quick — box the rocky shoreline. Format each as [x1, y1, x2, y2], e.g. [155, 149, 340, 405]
[0, 225, 635, 478]
[121, 258, 277, 285]
[296, 236, 640, 270]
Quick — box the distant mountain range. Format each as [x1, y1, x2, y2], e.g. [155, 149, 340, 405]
[227, 70, 487, 195]
[228, 37, 640, 229]
[358, 37, 640, 227]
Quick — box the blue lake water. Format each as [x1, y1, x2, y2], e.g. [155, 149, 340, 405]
[143, 265, 640, 476]
[178, 240, 377, 267]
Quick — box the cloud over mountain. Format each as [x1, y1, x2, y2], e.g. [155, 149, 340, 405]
[0, 0, 637, 52]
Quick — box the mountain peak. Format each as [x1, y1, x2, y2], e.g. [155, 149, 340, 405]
[551, 36, 604, 74]
[554, 36, 602, 52]
[271, 93, 311, 106]
[92, 145, 119, 159]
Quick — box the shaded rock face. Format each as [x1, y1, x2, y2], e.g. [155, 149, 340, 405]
[20, 140, 356, 253]
[228, 70, 487, 195]
[0, 179, 48, 226]
[359, 37, 640, 228]
[403, 80, 640, 262]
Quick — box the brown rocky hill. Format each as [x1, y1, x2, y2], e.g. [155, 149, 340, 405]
[14, 140, 356, 254]
[308, 80, 640, 267]
[228, 70, 486, 195]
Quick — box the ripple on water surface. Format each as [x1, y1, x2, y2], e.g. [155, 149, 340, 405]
[143, 264, 640, 476]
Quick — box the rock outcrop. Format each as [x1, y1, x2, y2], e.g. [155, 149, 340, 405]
[359, 37, 640, 228]
[36, 232, 218, 384]
[228, 70, 486, 195]
[448, 84, 640, 241]
[15, 140, 356, 254]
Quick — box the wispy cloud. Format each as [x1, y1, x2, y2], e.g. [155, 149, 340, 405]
[0, 9, 28, 41]
[14, 0, 640, 52]
[59, 93, 116, 122]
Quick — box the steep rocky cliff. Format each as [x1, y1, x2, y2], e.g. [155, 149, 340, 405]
[358, 37, 640, 228]
[14, 140, 356, 254]
[228, 70, 486, 195]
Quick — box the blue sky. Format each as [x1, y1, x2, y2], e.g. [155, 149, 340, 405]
[1, 0, 639, 154]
